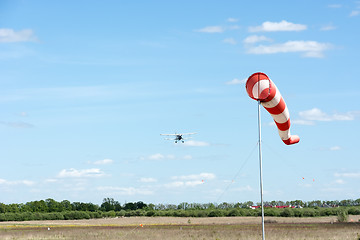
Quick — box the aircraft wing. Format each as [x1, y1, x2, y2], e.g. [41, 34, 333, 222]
[180, 132, 197, 135]
[160, 133, 177, 136]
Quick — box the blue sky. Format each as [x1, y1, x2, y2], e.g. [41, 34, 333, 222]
[1, 0, 359, 205]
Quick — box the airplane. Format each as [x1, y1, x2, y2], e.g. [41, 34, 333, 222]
[160, 132, 197, 143]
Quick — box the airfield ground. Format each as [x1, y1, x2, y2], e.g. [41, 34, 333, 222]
[0, 215, 359, 239]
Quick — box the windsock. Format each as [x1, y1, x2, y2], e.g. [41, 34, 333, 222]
[245, 72, 300, 145]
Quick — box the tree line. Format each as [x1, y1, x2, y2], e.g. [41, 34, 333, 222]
[0, 198, 359, 222]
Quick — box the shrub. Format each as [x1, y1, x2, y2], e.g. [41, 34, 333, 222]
[195, 210, 207, 217]
[0, 213, 7, 221]
[303, 208, 317, 217]
[107, 210, 116, 218]
[63, 211, 89, 220]
[208, 210, 223, 217]
[264, 208, 280, 217]
[292, 209, 303, 217]
[337, 209, 348, 222]
[319, 208, 337, 216]
[146, 210, 156, 217]
[280, 209, 294, 217]
[227, 209, 240, 217]
[348, 207, 360, 215]
[116, 210, 126, 217]
[88, 211, 102, 219]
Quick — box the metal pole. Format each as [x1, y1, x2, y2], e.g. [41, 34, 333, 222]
[258, 100, 265, 240]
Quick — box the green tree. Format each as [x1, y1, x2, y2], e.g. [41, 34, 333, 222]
[101, 198, 120, 211]
[61, 200, 73, 211]
[26, 200, 48, 212]
[46, 198, 63, 212]
[124, 202, 136, 211]
[0, 203, 6, 213]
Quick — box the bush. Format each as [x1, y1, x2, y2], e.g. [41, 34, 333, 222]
[292, 209, 303, 217]
[89, 211, 102, 219]
[208, 210, 223, 217]
[303, 208, 317, 217]
[63, 211, 90, 220]
[115, 210, 126, 217]
[348, 207, 360, 215]
[238, 209, 252, 216]
[32, 212, 43, 220]
[337, 209, 348, 222]
[319, 208, 337, 216]
[146, 210, 156, 217]
[107, 210, 116, 218]
[195, 210, 208, 217]
[227, 209, 240, 217]
[264, 208, 280, 217]
[280, 209, 294, 217]
[0, 213, 7, 221]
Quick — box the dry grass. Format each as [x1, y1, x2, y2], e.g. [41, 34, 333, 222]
[0, 215, 359, 240]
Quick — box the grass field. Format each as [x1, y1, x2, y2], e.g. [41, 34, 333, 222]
[0, 215, 359, 239]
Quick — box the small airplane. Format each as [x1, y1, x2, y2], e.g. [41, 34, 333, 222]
[160, 132, 197, 143]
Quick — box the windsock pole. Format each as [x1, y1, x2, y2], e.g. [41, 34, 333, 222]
[257, 100, 265, 240]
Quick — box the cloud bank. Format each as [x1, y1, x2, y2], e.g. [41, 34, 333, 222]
[0, 29, 38, 43]
[249, 20, 307, 32]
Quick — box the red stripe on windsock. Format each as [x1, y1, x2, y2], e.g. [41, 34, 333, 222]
[245, 72, 270, 100]
[264, 81, 276, 102]
[275, 119, 291, 131]
[283, 135, 300, 145]
[264, 97, 286, 115]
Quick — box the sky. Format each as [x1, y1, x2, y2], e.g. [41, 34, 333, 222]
[0, 0, 359, 205]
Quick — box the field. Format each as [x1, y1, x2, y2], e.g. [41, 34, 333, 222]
[0, 215, 359, 240]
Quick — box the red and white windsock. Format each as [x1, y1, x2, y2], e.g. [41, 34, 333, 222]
[245, 72, 300, 145]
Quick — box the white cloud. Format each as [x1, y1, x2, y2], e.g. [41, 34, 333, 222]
[223, 38, 237, 45]
[328, 4, 342, 8]
[165, 181, 185, 188]
[350, 10, 360, 16]
[172, 172, 215, 181]
[183, 140, 210, 147]
[0, 29, 38, 43]
[249, 20, 307, 32]
[147, 153, 175, 160]
[291, 119, 315, 126]
[184, 180, 204, 187]
[330, 146, 341, 151]
[0, 178, 35, 186]
[143, 154, 191, 161]
[183, 155, 193, 160]
[334, 179, 345, 184]
[93, 158, 113, 165]
[225, 78, 246, 85]
[247, 41, 332, 58]
[165, 172, 214, 188]
[97, 186, 154, 195]
[298, 108, 354, 122]
[0, 121, 34, 128]
[320, 24, 336, 31]
[58, 168, 106, 178]
[243, 35, 272, 44]
[227, 18, 238, 22]
[148, 153, 165, 160]
[335, 172, 360, 178]
[165, 180, 205, 188]
[195, 26, 225, 33]
[139, 177, 157, 183]
[45, 178, 59, 183]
